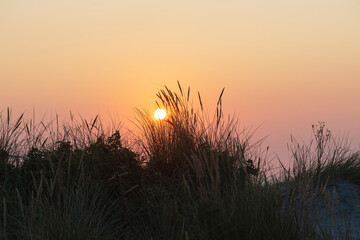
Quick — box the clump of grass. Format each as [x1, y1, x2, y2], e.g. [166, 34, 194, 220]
[282, 121, 360, 186]
[0, 109, 140, 239]
[134, 81, 260, 182]
[0, 108, 25, 167]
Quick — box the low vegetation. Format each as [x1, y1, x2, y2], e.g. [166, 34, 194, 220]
[1, 82, 359, 239]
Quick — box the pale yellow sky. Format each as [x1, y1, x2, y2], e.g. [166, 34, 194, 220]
[1, 0, 360, 163]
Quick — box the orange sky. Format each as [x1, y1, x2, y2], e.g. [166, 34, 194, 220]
[1, 0, 360, 165]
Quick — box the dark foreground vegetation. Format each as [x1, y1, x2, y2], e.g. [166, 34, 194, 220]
[1, 83, 360, 239]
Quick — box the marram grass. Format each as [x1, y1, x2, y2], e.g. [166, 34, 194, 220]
[1, 83, 360, 239]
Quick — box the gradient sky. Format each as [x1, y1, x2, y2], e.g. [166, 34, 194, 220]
[1, 0, 360, 165]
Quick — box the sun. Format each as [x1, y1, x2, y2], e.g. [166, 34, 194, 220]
[154, 108, 166, 120]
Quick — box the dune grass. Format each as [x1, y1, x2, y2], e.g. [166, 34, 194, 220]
[1, 83, 360, 239]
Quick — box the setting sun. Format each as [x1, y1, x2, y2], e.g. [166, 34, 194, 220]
[154, 108, 166, 120]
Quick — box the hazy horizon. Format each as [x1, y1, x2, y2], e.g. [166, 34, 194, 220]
[1, 0, 360, 165]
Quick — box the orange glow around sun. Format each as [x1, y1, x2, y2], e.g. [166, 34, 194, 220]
[154, 109, 166, 120]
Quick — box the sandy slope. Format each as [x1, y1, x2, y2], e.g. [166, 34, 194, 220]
[281, 179, 360, 239]
[313, 180, 360, 239]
